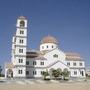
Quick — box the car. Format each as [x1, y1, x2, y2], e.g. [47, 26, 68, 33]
[44, 76, 51, 80]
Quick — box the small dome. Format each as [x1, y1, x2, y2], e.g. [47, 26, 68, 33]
[18, 16, 26, 20]
[41, 35, 58, 44]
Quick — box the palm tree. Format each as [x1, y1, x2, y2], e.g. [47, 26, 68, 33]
[62, 68, 70, 80]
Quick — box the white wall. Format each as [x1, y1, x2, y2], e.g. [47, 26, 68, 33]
[26, 68, 45, 78]
[44, 48, 66, 66]
[70, 69, 86, 77]
[66, 60, 85, 78]
[15, 47, 26, 56]
[13, 67, 26, 78]
[16, 28, 27, 37]
[15, 37, 27, 46]
[13, 56, 26, 65]
[48, 61, 70, 71]
[40, 43, 57, 51]
[26, 58, 47, 67]
[66, 60, 85, 68]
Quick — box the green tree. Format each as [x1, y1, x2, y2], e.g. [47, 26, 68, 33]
[0, 66, 2, 77]
[52, 68, 62, 79]
[62, 68, 70, 80]
[41, 71, 49, 80]
[57, 68, 62, 76]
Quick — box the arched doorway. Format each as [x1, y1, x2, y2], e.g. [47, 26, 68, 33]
[7, 69, 13, 78]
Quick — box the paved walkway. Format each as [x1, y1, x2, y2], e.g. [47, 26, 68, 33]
[0, 79, 89, 85]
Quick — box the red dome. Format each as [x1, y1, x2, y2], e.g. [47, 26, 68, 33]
[41, 35, 58, 44]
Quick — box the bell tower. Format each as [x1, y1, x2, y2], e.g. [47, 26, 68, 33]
[11, 16, 27, 77]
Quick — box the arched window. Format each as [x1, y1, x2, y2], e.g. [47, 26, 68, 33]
[42, 46, 44, 49]
[20, 21, 25, 27]
[52, 45, 54, 48]
[53, 54, 58, 58]
[47, 45, 48, 48]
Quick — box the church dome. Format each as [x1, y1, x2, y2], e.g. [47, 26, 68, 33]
[41, 35, 58, 44]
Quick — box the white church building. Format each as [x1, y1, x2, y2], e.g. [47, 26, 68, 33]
[5, 16, 86, 79]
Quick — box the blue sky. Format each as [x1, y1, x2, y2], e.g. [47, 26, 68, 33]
[0, 0, 90, 71]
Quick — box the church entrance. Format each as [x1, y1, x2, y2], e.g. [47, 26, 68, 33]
[7, 69, 13, 78]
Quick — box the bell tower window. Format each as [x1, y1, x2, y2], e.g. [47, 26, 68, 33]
[19, 49, 23, 53]
[20, 21, 25, 27]
[20, 30, 24, 34]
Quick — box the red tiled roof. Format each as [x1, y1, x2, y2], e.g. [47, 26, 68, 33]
[65, 52, 83, 61]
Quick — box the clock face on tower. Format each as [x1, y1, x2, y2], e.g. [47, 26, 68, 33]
[20, 20, 25, 27]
